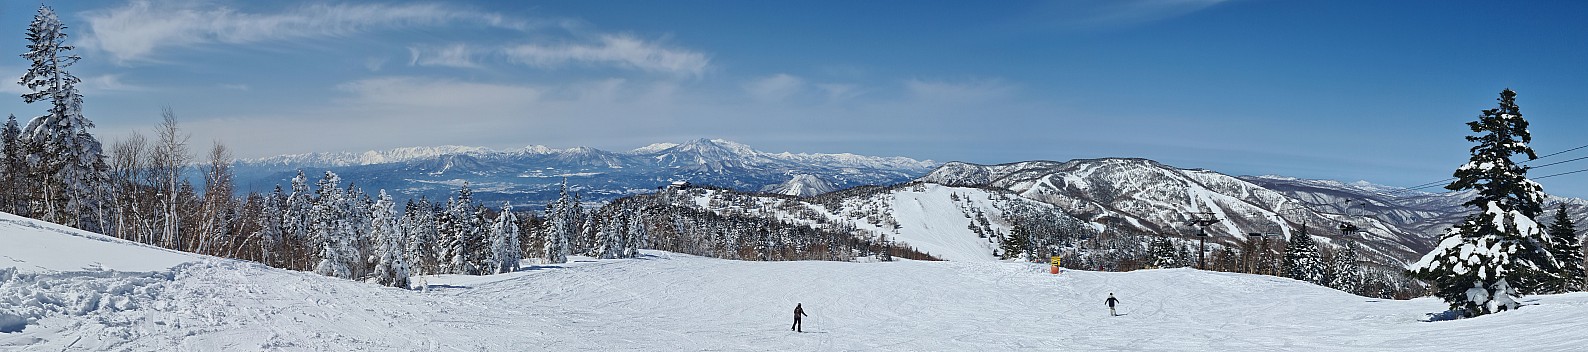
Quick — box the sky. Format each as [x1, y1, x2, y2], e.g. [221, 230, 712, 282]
[0, 0, 1585, 198]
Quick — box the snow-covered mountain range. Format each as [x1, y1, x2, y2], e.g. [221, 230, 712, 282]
[922, 159, 1588, 263]
[235, 141, 1585, 266]
[232, 139, 938, 206]
[644, 157, 1586, 267]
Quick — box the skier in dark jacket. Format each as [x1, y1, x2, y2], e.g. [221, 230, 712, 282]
[1105, 293, 1120, 316]
[792, 303, 808, 332]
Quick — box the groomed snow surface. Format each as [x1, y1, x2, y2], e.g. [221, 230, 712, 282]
[4, 215, 1588, 350]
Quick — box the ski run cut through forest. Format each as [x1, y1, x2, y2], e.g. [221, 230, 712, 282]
[3, 212, 1588, 351]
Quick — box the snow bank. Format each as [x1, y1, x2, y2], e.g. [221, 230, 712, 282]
[0, 212, 197, 274]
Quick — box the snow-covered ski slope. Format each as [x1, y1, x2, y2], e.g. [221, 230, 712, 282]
[0, 212, 195, 274]
[4, 214, 1588, 350]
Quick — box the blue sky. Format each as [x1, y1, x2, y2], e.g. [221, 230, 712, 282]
[1, 0, 1586, 198]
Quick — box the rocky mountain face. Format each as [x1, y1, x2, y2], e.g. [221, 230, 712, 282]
[231, 139, 937, 207]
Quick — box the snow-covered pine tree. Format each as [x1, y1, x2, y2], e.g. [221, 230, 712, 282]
[19, 5, 110, 231]
[467, 204, 492, 273]
[623, 207, 646, 258]
[1544, 204, 1584, 292]
[436, 198, 463, 274]
[282, 171, 314, 270]
[1408, 89, 1559, 317]
[312, 172, 357, 279]
[0, 115, 23, 215]
[1282, 231, 1325, 284]
[1148, 236, 1177, 268]
[595, 217, 619, 259]
[543, 181, 574, 264]
[1328, 241, 1363, 295]
[402, 197, 440, 275]
[345, 183, 374, 278]
[488, 202, 522, 273]
[369, 190, 409, 287]
[254, 185, 286, 267]
[1000, 225, 1030, 260]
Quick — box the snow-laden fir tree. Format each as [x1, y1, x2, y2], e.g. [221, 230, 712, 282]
[623, 207, 646, 258]
[596, 216, 620, 259]
[436, 199, 461, 273]
[1327, 241, 1363, 295]
[19, 5, 110, 231]
[1000, 225, 1030, 261]
[543, 180, 576, 264]
[1408, 89, 1561, 317]
[1, 115, 24, 215]
[282, 171, 314, 270]
[402, 197, 440, 275]
[253, 185, 286, 267]
[312, 172, 358, 279]
[440, 183, 483, 274]
[1283, 231, 1326, 284]
[369, 190, 409, 287]
[466, 205, 492, 274]
[1543, 204, 1584, 292]
[1148, 236, 1177, 268]
[344, 183, 374, 277]
[488, 202, 521, 274]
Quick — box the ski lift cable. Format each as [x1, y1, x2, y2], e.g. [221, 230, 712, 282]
[1529, 155, 1588, 169]
[1537, 167, 1588, 179]
[1530, 143, 1588, 161]
[1371, 143, 1588, 196]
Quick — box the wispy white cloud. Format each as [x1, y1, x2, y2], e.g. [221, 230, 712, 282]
[80, 0, 534, 63]
[745, 74, 804, 102]
[1026, 0, 1231, 30]
[502, 35, 710, 77]
[903, 79, 1015, 103]
[81, 74, 148, 92]
[218, 83, 250, 91]
[815, 83, 864, 102]
[408, 44, 482, 69]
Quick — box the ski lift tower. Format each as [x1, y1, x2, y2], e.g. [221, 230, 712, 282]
[1185, 212, 1222, 270]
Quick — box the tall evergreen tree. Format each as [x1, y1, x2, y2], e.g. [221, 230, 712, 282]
[369, 190, 409, 287]
[488, 202, 522, 274]
[1544, 204, 1584, 292]
[1283, 232, 1325, 284]
[1148, 236, 1177, 268]
[312, 172, 357, 279]
[0, 115, 23, 215]
[402, 197, 440, 275]
[543, 180, 575, 264]
[1409, 89, 1558, 317]
[1001, 225, 1030, 261]
[1328, 241, 1363, 295]
[623, 207, 647, 258]
[18, 5, 109, 231]
[253, 185, 286, 267]
[282, 171, 313, 270]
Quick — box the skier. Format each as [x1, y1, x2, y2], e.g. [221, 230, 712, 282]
[1105, 293, 1120, 316]
[791, 303, 808, 332]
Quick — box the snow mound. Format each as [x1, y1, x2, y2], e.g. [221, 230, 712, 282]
[0, 212, 197, 274]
